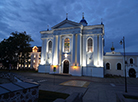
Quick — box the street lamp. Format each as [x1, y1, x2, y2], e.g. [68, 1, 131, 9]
[120, 36, 127, 93]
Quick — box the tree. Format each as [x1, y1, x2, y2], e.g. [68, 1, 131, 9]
[0, 31, 33, 69]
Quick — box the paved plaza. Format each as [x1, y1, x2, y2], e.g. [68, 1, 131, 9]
[14, 72, 138, 102]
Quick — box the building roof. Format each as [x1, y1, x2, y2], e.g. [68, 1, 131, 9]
[104, 52, 138, 56]
[121, 52, 138, 56]
[28, 46, 41, 52]
[52, 19, 80, 29]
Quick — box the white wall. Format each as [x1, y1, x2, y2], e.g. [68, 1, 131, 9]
[38, 65, 50, 73]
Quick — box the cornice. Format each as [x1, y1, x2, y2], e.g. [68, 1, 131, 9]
[83, 24, 104, 30]
[40, 30, 53, 34]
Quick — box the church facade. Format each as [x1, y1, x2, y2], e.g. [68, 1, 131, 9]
[38, 15, 138, 78]
[38, 16, 104, 77]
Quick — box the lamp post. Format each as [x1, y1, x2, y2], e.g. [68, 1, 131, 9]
[120, 36, 127, 93]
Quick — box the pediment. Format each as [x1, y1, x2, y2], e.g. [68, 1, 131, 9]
[52, 19, 80, 29]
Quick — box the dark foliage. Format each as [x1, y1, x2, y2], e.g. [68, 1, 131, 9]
[0, 31, 33, 68]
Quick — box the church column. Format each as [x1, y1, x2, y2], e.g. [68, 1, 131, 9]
[40, 39, 46, 64]
[77, 34, 81, 66]
[82, 35, 86, 66]
[52, 35, 58, 65]
[72, 34, 76, 65]
[94, 35, 98, 66]
[45, 39, 48, 64]
[57, 35, 60, 65]
[58, 35, 62, 73]
[99, 34, 103, 67]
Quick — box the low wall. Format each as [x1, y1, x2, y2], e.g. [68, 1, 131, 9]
[0, 72, 17, 82]
[0, 82, 39, 102]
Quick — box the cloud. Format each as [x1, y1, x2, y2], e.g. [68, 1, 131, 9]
[0, 0, 138, 52]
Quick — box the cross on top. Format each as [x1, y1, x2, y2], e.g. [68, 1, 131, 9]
[66, 13, 68, 20]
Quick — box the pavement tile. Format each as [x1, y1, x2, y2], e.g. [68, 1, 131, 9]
[60, 80, 90, 88]
[11, 72, 138, 102]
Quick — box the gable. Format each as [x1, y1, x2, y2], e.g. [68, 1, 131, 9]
[58, 23, 76, 28]
[52, 19, 80, 29]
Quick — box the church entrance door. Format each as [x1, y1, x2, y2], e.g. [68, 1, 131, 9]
[63, 60, 69, 73]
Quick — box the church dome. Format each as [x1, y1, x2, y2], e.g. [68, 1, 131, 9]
[80, 13, 88, 26]
[80, 18, 88, 26]
[111, 42, 115, 52]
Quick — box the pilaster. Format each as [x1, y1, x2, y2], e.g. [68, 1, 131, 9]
[94, 35, 98, 66]
[40, 39, 46, 65]
[45, 39, 48, 64]
[77, 34, 81, 66]
[57, 35, 60, 65]
[52, 36, 57, 65]
[99, 35, 103, 67]
[82, 36, 86, 66]
[72, 34, 76, 65]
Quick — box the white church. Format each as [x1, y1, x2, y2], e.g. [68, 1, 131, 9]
[38, 14, 138, 78]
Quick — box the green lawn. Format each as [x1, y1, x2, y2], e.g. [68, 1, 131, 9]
[39, 90, 69, 102]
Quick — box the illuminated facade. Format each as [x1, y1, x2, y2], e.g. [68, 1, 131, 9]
[30, 46, 41, 70]
[104, 51, 138, 78]
[17, 46, 41, 70]
[38, 16, 104, 77]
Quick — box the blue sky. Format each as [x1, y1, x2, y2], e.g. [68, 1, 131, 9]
[0, 0, 138, 52]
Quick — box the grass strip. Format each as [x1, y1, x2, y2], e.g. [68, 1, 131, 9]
[39, 90, 69, 102]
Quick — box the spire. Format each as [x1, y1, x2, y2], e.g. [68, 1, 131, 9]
[82, 12, 84, 19]
[101, 18, 103, 25]
[66, 13, 68, 20]
[47, 25, 49, 31]
[111, 42, 115, 51]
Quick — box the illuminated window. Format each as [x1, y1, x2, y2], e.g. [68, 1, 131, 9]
[48, 41, 52, 53]
[33, 60, 35, 63]
[34, 55, 36, 58]
[106, 63, 110, 70]
[29, 65, 30, 67]
[87, 38, 93, 52]
[64, 38, 70, 52]
[25, 65, 27, 67]
[117, 63, 121, 70]
[130, 58, 133, 64]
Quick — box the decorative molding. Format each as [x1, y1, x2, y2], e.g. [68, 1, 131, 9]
[83, 28, 103, 34]
[40, 30, 53, 34]
[104, 56, 123, 59]
[53, 28, 81, 35]
[41, 34, 53, 38]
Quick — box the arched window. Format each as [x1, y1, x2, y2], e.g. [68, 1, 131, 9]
[117, 63, 121, 70]
[64, 38, 70, 52]
[106, 63, 110, 70]
[48, 41, 52, 53]
[87, 38, 93, 52]
[130, 58, 133, 64]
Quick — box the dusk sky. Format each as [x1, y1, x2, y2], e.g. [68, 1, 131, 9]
[0, 0, 138, 52]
